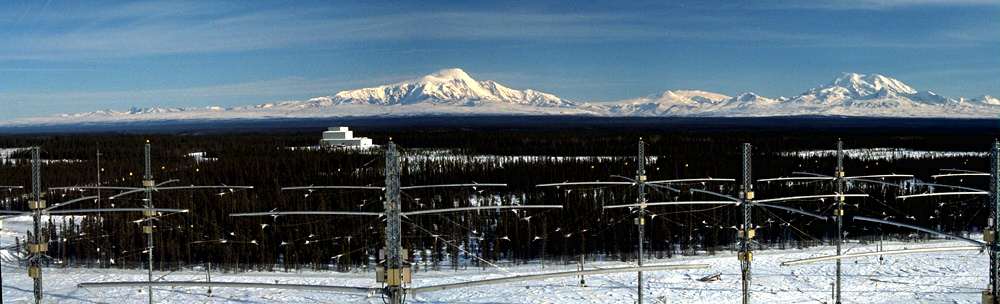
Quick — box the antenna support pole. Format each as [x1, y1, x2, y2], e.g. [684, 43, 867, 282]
[739, 143, 753, 304]
[636, 139, 647, 304]
[29, 147, 44, 304]
[835, 139, 845, 304]
[383, 142, 405, 304]
[143, 141, 156, 304]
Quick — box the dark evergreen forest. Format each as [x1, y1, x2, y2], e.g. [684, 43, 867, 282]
[0, 125, 994, 273]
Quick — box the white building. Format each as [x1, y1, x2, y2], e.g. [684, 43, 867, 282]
[320, 127, 373, 147]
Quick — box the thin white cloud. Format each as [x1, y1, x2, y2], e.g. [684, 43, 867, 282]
[6, 1, 972, 60]
[756, 0, 1000, 10]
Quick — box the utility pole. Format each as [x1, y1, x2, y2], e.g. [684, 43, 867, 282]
[987, 140, 1000, 304]
[143, 141, 156, 304]
[739, 143, 754, 304]
[834, 139, 845, 304]
[28, 147, 45, 304]
[384, 142, 404, 304]
[636, 139, 647, 304]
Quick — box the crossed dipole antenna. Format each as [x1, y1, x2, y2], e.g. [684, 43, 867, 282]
[542, 140, 882, 304]
[74, 141, 525, 304]
[250, 141, 705, 303]
[535, 138, 726, 304]
[46, 138, 996, 303]
[758, 139, 995, 304]
[44, 141, 254, 304]
[539, 140, 879, 304]
[0, 147, 190, 304]
[76, 141, 709, 303]
[246, 141, 520, 304]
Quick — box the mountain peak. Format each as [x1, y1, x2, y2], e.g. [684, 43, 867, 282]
[976, 95, 1000, 106]
[329, 68, 574, 108]
[829, 72, 917, 97]
[426, 68, 472, 80]
[735, 92, 764, 102]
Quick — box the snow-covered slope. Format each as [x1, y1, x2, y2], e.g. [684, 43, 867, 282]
[1, 238, 987, 303]
[326, 68, 575, 108]
[9, 70, 1000, 126]
[606, 90, 731, 116]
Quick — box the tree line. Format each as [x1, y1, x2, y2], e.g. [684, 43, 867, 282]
[0, 129, 992, 272]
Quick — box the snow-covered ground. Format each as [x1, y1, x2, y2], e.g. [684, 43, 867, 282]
[0, 239, 986, 303]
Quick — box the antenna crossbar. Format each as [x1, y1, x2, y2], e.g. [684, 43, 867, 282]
[852, 216, 985, 246]
[78, 281, 375, 294]
[400, 183, 506, 190]
[410, 263, 710, 294]
[781, 246, 982, 266]
[281, 186, 383, 191]
[46, 208, 188, 215]
[646, 178, 735, 184]
[401, 205, 560, 216]
[604, 201, 737, 209]
[535, 181, 634, 187]
[230, 211, 383, 217]
[897, 191, 989, 199]
[754, 194, 868, 204]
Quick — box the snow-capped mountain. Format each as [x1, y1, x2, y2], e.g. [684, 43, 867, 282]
[11, 69, 1000, 126]
[605, 72, 997, 117]
[974, 95, 1000, 106]
[606, 90, 730, 116]
[757, 72, 992, 116]
[311, 68, 574, 108]
[59, 106, 193, 118]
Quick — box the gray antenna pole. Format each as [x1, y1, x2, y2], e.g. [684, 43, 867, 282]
[143, 141, 155, 304]
[636, 139, 646, 304]
[739, 143, 753, 304]
[29, 147, 44, 304]
[384, 142, 404, 304]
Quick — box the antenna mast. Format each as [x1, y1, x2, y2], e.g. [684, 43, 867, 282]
[143, 141, 156, 304]
[384, 142, 404, 304]
[29, 147, 45, 304]
[739, 143, 754, 304]
[636, 139, 647, 304]
[834, 139, 845, 304]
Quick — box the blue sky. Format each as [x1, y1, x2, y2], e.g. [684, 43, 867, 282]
[0, 0, 997, 120]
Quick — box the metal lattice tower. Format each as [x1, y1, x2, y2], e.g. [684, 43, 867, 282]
[835, 139, 845, 304]
[29, 147, 44, 304]
[143, 141, 156, 304]
[384, 142, 404, 304]
[739, 143, 753, 304]
[989, 140, 1000, 304]
[636, 139, 647, 304]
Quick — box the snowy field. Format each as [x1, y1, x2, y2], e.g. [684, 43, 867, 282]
[0, 238, 986, 303]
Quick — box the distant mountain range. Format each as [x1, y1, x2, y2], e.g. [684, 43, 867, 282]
[10, 68, 1000, 125]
